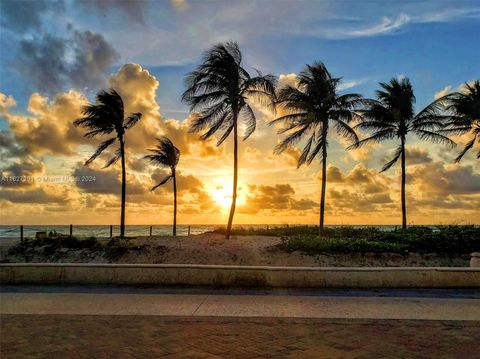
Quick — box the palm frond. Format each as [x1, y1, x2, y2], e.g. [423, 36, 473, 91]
[415, 130, 456, 147]
[381, 145, 403, 172]
[182, 42, 273, 146]
[455, 137, 475, 163]
[240, 103, 256, 140]
[274, 124, 311, 155]
[216, 121, 234, 146]
[348, 129, 393, 150]
[144, 136, 180, 168]
[151, 175, 173, 191]
[85, 137, 116, 166]
[124, 113, 142, 130]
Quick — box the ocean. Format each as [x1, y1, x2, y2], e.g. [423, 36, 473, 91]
[0, 225, 215, 238]
[0, 224, 440, 239]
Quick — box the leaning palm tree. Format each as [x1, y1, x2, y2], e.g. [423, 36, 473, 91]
[74, 89, 142, 238]
[272, 62, 362, 234]
[351, 77, 455, 229]
[182, 41, 276, 239]
[144, 137, 180, 236]
[442, 80, 480, 162]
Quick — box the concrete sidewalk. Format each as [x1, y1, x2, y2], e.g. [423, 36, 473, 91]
[2, 291, 479, 320]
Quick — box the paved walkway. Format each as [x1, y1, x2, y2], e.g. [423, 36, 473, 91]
[2, 315, 479, 358]
[1, 288, 480, 358]
[2, 292, 480, 320]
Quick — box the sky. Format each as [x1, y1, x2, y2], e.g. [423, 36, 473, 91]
[0, 0, 479, 225]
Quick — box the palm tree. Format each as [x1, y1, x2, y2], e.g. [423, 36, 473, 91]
[442, 80, 480, 162]
[74, 89, 142, 238]
[182, 42, 276, 239]
[144, 137, 180, 236]
[351, 77, 455, 229]
[272, 62, 362, 234]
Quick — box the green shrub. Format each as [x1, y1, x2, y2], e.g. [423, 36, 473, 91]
[214, 225, 479, 255]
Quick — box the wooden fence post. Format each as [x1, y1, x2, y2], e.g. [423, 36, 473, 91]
[150, 226, 152, 237]
[20, 225, 23, 241]
[110, 225, 113, 238]
[188, 225, 191, 236]
[70, 224, 73, 237]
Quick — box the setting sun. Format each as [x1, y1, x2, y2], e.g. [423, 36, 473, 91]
[210, 183, 246, 210]
[211, 186, 232, 209]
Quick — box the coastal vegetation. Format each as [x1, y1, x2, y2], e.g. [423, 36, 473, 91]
[213, 225, 480, 255]
[74, 89, 142, 239]
[350, 78, 455, 229]
[442, 80, 480, 162]
[3, 225, 477, 266]
[144, 137, 181, 236]
[272, 62, 362, 234]
[181, 42, 277, 239]
[70, 42, 478, 239]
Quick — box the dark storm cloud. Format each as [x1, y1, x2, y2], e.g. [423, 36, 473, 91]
[16, 30, 119, 94]
[0, 0, 64, 32]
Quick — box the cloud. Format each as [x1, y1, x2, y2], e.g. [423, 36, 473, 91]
[170, 0, 189, 11]
[238, 183, 317, 214]
[0, 187, 65, 204]
[0, 130, 26, 158]
[76, 0, 147, 24]
[73, 163, 145, 195]
[327, 165, 345, 183]
[321, 13, 411, 39]
[0, 157, 45, 188]
[268, 145, 301, 167]
[0, 0, 64, 32]
[2, 64, 221, 162]
[410, 162, 480, 195]
[2, 91, 89, 156]
[337, 78, 368, 91]
[0, 93, 16, 114]
[420, 7, 480, 23]
[4, 158, 44, 177]
[434, 86, 452, 100]
[328, 187, 393, 213]
[16, 30, 119, 94]
[108, 63, 222, 157]
[406, 146, 432, 165]
[150, 169, 218, 212]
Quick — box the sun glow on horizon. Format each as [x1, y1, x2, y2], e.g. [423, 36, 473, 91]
[210, 182, 246, 210]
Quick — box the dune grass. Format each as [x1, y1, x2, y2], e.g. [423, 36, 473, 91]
[214, 225, 480, 255]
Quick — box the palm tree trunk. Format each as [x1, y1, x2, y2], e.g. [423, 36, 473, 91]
[119, 135, 126, 239]
[226, 115, 238, 240]
[401, 136, 407, 230]
[173, 168, 177, 237]
[319, 125, 328, 235]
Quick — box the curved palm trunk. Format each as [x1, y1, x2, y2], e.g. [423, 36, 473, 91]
[226, 116, 238, 240]
[172, 168, 177, 236]
[119, 135, 126, 239]
[400, 136, 407, 230]
[319, 125, 328, 235]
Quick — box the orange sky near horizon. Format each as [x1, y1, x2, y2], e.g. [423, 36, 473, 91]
[1, 65, 479, 226]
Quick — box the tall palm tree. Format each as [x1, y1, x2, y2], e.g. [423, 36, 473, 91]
[74, 89, 142, 238]
[144, 137, 180, 236]
[182, 41, 276, 239]
[442, 80, 480, 162]
[272, 62, 362, 234]
[351, 77, 455, 229]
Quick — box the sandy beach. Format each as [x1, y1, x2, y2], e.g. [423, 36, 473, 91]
[0, 233, 469, 267]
